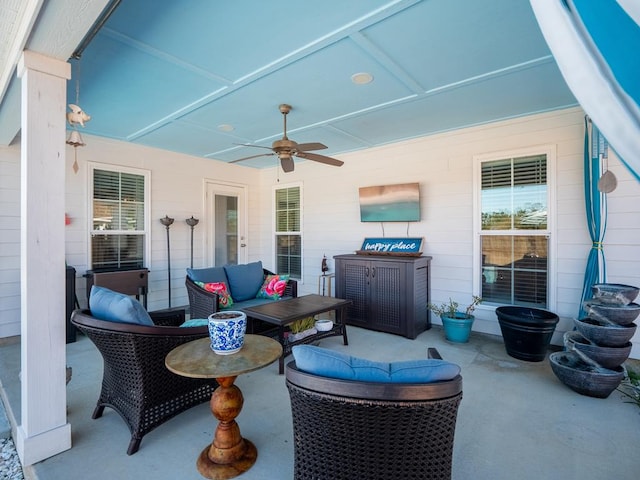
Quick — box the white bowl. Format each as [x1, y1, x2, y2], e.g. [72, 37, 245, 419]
[315, 319, 333, 332]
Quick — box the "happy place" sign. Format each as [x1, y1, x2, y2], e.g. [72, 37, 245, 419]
[358, 237, 423, 256]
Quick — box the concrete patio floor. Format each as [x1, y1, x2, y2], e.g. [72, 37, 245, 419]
[1, 324, 639, 480]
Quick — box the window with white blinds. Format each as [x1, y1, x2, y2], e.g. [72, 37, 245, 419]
[274, 185, 302, 279]
[481, 154, 547, 230]
[90, 165, 149, 271]
[478, 153, 549, 308]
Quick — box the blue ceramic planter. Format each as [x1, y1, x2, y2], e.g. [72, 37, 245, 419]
[208, 311, 247, 355]
[441, 313, 474, 343]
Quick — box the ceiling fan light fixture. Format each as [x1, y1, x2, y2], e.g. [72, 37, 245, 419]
[351, 72, 373, 85]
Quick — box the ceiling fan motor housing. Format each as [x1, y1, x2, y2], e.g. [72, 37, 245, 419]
[272, 138, 298, 156]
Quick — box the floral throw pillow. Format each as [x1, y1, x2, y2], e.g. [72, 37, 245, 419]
[256, 274, 290, 300]
[195, 281, 234, 308]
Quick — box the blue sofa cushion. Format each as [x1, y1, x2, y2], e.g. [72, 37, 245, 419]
[89, 286, 154, 326]
[187, 266, 227, 284]
[292, 345, 460, 383]
[224, 261, 264, 302]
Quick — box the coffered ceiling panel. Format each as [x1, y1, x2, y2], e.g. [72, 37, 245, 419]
[41, 0, 577, 169]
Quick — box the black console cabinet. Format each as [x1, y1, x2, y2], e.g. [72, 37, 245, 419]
[334, 254, 431, 339]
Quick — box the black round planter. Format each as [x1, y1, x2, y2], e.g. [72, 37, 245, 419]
[495, 306, 559, 362]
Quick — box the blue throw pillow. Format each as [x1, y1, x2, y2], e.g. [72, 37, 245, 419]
[89, 286, 154, 326]
[187, 266, 227, 283]
[223, 261, 264, 302]
[292, 345, 460, 383]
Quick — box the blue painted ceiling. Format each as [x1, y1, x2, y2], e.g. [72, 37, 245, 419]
[67, 0, 577, 169]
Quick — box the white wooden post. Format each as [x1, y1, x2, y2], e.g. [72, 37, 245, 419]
[15, 50, 72, 466]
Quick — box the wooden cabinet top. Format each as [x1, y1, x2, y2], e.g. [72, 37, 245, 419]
[334, 254, 431, 263]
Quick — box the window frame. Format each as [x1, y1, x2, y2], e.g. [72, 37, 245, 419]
[88, 162, 151, 271]
[472, 145, 556, 311]
[273, 182, 303, 281]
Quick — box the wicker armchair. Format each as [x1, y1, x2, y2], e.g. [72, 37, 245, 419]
[70, 309, 217, 455]
[185, 268, 297, 323]
[285, 348, 463, 480]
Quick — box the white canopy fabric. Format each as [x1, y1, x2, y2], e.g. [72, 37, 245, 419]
[530, 0, 640, 181]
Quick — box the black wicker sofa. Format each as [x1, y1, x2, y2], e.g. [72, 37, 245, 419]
[185, 261, 297, 322]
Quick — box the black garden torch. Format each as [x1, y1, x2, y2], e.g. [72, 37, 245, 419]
[160, 215, 175, 308]
[185, 216, 199, 268]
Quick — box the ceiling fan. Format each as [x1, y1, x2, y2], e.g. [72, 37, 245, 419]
[230, 104, 344, 172]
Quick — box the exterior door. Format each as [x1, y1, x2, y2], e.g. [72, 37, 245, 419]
[205, 182, 247, 266]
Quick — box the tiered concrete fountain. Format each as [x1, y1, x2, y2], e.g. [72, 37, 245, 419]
[549, 283, 639, 398]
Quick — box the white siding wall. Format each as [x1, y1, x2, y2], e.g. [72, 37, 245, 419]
[0, 135, 261, 338]
[256, 107, 640, 357]
[0, 144, 20, 337]
[2, 106, 640, 357]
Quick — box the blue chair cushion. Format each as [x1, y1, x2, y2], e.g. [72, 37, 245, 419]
[292, 345, 461, 383]
[223, 261, 264, 302]
[89, 286, 154, 326]
[180, 318, 208, 327]
[186, 266, 227, 284]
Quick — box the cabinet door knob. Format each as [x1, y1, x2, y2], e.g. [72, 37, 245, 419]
[371, 267, 376, 278]
[365, 267, 370, 277]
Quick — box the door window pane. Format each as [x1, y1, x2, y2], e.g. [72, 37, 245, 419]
[215, 195, 238, 265]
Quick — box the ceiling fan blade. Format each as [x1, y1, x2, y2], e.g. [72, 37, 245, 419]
[296, 151, 344, 167]
[280, 157, 295, 172]
[233, 143, 273, 151]
[295, 142, 327, 152]
[229, 152, 274, 163]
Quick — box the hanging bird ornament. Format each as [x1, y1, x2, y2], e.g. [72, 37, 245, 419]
[66, 59, 91, 174]
[66, 104, 91, 127]
[66, 104, 90, 174]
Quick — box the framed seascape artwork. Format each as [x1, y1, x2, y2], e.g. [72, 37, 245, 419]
[359, 182, 421, 222]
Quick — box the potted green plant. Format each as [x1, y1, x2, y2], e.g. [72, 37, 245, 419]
[289, 316, 317, 342]
[427, 296, 482, 343]
[618, 365, 640, 409]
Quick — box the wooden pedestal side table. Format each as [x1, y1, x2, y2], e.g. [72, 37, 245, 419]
[165, 334, 282, 480]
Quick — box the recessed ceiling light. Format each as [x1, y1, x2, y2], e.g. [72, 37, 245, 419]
[218, 124, 234, 132]
[351, 72, 373, 85]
